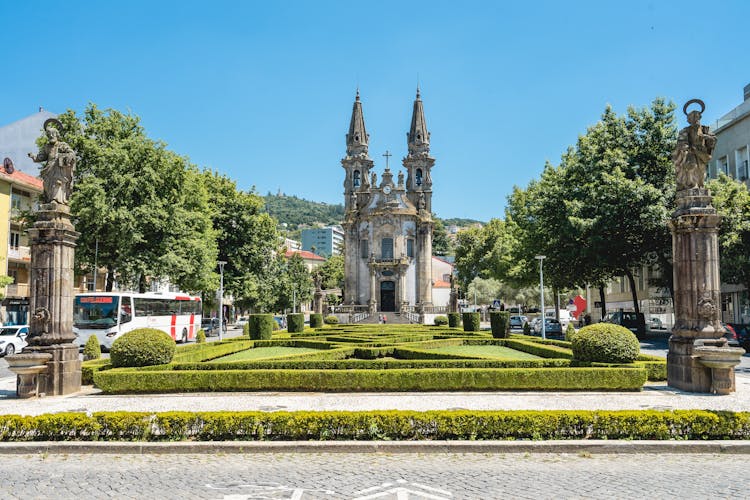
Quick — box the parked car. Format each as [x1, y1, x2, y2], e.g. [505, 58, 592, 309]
[545, 309, 573, 329]
[533, 318, 563, 337]
[0, 325, 29, 356]
[528, 317, 541, 335]
[509, 315, 528, 330]
[602, 311, 646, 336]
[647, 317, 665, 330]
[236, 317, 249, 329]
[200, 318, 223, 337]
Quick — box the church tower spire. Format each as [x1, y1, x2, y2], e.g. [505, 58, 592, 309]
[407, 86, 430, 155]
[346, 88, 369, 156]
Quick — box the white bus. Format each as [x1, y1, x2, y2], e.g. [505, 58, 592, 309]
[73, 292, 202, 350]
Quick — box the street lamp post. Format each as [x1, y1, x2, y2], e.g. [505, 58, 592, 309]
[535, 255, 546, 340]
[218, 261, 227, 341]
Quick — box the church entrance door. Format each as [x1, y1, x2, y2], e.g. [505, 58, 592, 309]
[380, 281, 396, 312]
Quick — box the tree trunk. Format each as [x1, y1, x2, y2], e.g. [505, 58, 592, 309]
[553, 287, 560, 320]
[625, 269, 641, 315]
[599, 285, 607, 320]
[105, 266, 115, 292]
[138, 274, 147, 294]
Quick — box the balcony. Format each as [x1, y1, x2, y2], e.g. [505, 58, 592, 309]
[6, 283, 30, 298]
[7, 246, 30, 262]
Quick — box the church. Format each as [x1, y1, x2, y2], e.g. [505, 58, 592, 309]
[340, 89, 442, 315]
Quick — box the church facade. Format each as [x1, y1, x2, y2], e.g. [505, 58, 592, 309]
[341, 90, 435, 313]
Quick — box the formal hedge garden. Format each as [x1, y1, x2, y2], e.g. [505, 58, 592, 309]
[83, 323, 665, 393]
[0, 410, 747, 441]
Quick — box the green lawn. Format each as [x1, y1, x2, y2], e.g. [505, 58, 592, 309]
[429, 345, 541, 359]
[210, 346, 321, 362]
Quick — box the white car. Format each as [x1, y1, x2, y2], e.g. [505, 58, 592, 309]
[0, 325, 29, 356]
[236, 317, 249, 329]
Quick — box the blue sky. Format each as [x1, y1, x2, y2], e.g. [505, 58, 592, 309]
[1, 0, 748, 221]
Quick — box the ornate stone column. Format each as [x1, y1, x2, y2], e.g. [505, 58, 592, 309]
[667, 100, 744, 393]
[9, 118, 81, 396]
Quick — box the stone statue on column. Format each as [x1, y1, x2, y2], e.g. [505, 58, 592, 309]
[667, 99, 744, 394]
[12, 118, 82, 396]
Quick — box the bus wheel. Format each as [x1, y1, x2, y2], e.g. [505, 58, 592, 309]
[181, 328, 188, 343]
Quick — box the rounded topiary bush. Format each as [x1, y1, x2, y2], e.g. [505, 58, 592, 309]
[571, 323, 640, 363]
[196, 329, 206, 344]
[110, 328, 176, 368]
[287, 313, 305, 333]
[462, 312, 481, 332]
[248, 314, 274, 340]
[523, 322, 532, 335]
[434, 315, 448, 326]
[324, 315, 339, 325]
[310, 313, 323, 328]
[490, 311, 510, 339]
[447, 312, 461, 328]
[565, 323, 577, 342]
[83, 335, 101, 361]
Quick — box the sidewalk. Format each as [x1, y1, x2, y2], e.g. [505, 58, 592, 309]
[2, 375, 750, 416]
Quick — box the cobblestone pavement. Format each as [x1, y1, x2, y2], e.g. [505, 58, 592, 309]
[2, 452, 747, 499]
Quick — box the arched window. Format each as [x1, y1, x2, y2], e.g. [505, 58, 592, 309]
[353, 170, 360, 188]
[415, 169, 423, 186]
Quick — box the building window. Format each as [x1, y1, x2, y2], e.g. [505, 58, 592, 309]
[10, 194, 21, 212]
[719, 156, 729, 176]
[415, 169, 423, 186]
[736, 147, 749, 181]
[381, 238, 393, 259]
[353, 170, 360, 188]
[360, 239, 368, 259]
[9, 232, 19, 249]
[407, 239, 414, 258]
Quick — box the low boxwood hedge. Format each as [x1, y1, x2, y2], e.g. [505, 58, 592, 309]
[93, 366, 647, 393]
[1, 409, 747, 441]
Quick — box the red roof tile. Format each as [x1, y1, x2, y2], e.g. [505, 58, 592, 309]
[285, 250, 325, 261]
[433, 280, 451, 288]
[0, 168, 43, 191]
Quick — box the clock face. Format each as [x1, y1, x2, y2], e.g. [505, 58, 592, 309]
[383, 185, 392, 194]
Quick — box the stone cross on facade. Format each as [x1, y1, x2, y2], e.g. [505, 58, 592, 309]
[382, 150, 392, 170]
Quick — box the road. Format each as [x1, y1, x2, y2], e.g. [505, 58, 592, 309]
[2, 451, 746, 499]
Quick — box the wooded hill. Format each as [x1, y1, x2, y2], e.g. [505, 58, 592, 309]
[264, 193, 484, 230]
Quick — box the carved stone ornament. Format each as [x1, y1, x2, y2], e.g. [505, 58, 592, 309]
[697, 294, 717, 320]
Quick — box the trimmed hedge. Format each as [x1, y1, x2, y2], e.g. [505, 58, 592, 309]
[196, 329, 206, 344]
[83, 335, 101, 361]
[109, 329, 176, 368]
[93, 366, 647, 393]
[0, 409, 748, 441]
[310, 313, 323, 328]
[490, 311, 510, 339]
[174, 358, 572, 371]
[447, 313, 461, 328]
[324, 315, 339, 325]
[434, 315, 448, 326]
[462, 312, 481, 332]
[572, 323, 640, 363]
[287, 313, 305, 333]
[248, 314, 274, 340]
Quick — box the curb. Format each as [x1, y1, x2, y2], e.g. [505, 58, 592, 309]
[1, 440, 750, 454]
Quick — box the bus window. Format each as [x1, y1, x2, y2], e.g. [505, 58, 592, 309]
[120, 297, 133, 324]
[74, 295, 120, 328]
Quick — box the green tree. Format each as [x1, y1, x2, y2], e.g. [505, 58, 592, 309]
[202, 171, 279, 311]
[60, 104, 216, 292]
[317, 253, 344, 290]
[432, 216, 453, 257]
[708, 174, 750, 293]
[275, 253, 313, 312]
[454, 218, 516, 289]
